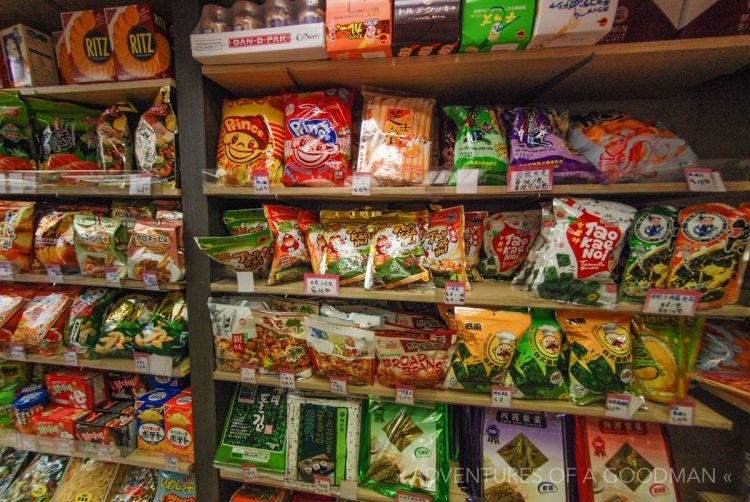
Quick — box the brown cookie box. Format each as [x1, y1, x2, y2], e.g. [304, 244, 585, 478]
[599, 0, 683, 44]
[392, 0, 461, 56]
[74, 411, 137, 450]
[677, 0, 750, 38]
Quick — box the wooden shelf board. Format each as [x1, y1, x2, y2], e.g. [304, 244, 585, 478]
[1, 352, 190, 377]
[6, 273, 185, 291]
[697, 492, 742, 502]
[698, 383, 750, 414]
[6, 78, 176, 107]
[210, 279, 750, 319]
[27, 185, 182, 199]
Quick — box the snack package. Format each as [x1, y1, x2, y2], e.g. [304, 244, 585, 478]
[315, 209, 375, 285]
[464, 211, 486, 281]
[105, 371, 148, 400]
[694, 320, 750, 396]
[209, 298, 264, 370]
[0, 201, 34, 271]
[0, 92, 36, 170]
[365, 210, 430, 290]
[512, 202, 553, 286]
[252, 310, 312, 377]
[13, 287, 79, 355]
[325, 0, 393, 59]
[35, 205, 104, 274]
[504, 107, 600, 184]
[59, 10, 116, 83]
[375, 331, 455, 388]
[393, 0, 461, 56]
[305, 315, 376, 385]
[230, 485, 287, 502]
[444, 106, 508, 185]
[163, 391, 193, 460]
[569, 112, 698, 183]
[444, 308, 531, 392]
[127, 218, 184, 282]
[506, 309, 568, 400]
[13, 388, 49, 433]
[479, 210, 541, 280]
[460, 0, 535, 51]
[270, 297, 320, 314]
[360, 400, 449, 502]
[216, 97, 284, 186]
[135, 388, 179, 453]
[196, 232, 274, 277]
[530, 198, 636, 309]
[135, 86, 177, 186]
[65, 287, 119, 356]
[264, 205, 314, 285]
[107, 466, 159, 502]
[97, 101, 137, 173]
[73, 215, 128, 278]
[45, 369, 107, 409]
[223, 208, 268, 236]
[153, 472, 196, 502]
[98, 294, 160, 357]
[50, 457, 117, 502]
[214, 384, 288, 472]
[2, 453, 68, 501]
[423, 206, 469, 288]
[528, 0, 617, 48]
[0, 447, 30, 497]
[136, 292, 188, 360]
[666, 203, 750, 308]
[283, 89, 354, 187]
[557, 311, 641, 406]
[357, 90, 435, 186]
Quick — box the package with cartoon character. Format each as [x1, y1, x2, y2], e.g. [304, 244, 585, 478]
[459, 0, 535, 52]
[264, 204, 315, 285]
[444, 106, 508, 185]
[252, 309, 312, 378]
[478, 210, 540, 280]
[196, 231, 274, 277]
[422, 206, 468, 288]
[153, 472, 196, 502]
[44, 369, 107, 409]
[223, 208, 268, 236]
[316, 209, 376, 285]
[325, 0, 392, 59]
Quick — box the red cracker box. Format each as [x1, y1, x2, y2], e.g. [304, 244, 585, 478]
[60, 10, 116, 83]
[45, 370, 108, 409]
[164, 391, 193, 461]
[30, 405, 89, 438]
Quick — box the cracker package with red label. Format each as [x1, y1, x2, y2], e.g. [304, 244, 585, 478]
[422, 206, 468, 288]
[326, 0, 393, 59]
[45, 369, 108, 409]
[479, 210, 541, 280]
[60, 10, 116, 83]
[135, 86, 178, 186]
[464, 211, 486, 281]
[283, 88, 354, 187]
[264, 204, 315, 285]
[12, 286, 80, 355]
[0, 200, 34, 272]
[375, 330, 455, 388]
[216, 97, 284, 187]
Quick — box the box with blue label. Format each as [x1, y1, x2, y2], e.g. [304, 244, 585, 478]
[135, 388, 180, 454]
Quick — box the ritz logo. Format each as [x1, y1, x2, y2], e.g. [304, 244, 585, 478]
[128, 26, 156, 60]
[83, 30, 111, 63]
[288, 118, 339, 169]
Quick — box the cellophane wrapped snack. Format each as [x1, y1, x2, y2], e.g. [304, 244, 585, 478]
[264, 205, 315, 285]
[252, 310, 312, 378]
[12, 286, 79, 355]
[106, 466, 159, 502]
[153, 472, 196, 502]
[3, 453, 69, 501]
[137, 292, 188, 361]
[135, 86, 178, 187]
[315, 209, 375, 286]
[305, 315, 376, 385]
[0, 201, 34, 271]
[98, 294, 160, 358]
[73, 215, 128, 278]
[0, 91, 36, 170]
[0, 286, 37, 349]
[621, 206, 678, 300]
[479, 210, 541, 280]
[512, 202, 553, 286]
[65, 287, 119, 356]
[283, 88, 354, 187]
[464, 211, 486, 281]
[422, 206, 469, 288]
[0, 447, 29, 497]
[209, 297, 268, 370]
[270, 297, 320, 315]
[444, 105, 508, 185]
[375, 330, 455, 388]
[693, 320, 750, 396]
[50, 457, 118, 502]
[97, 100, 137, 173]
[216, 97, 284, 186]
[223, 208, 268, 236]
[196, 232, 273, 277]
[127, 218, 184, 283]
[357, 89, 435, 186]
[569, 111, 698, 183]
[34, 204, 106, 274]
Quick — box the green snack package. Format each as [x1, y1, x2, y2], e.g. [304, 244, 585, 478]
[319, 210, 374, 286]
[557, 311, 641, 406]
[444, 106, 508, 185]
[65, 287, 120, 356]
[0, 91, 36, 170]
[459, 0, 535, 52]
[621, 206, 678, 300]
[0, 385, 18, 428]
[73, 214, 129, 278]
[506, 309, 568, 400]
[223, 208, 269, 236]
[98, 294, 160, 358]
[214, 384, 288, 473]
[360, 399, 449, 502]
[195, 232, 273, 277]
[137, 292, 188, 361]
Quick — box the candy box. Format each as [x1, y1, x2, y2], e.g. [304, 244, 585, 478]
[135, 388, 180, 453]
[13, 389, 49, 434]
[164, 392, 194, 460]
[459, 0, 535, 51]
[0, 24, 58, 87]
[60, 10, 117, 83]
[148, 374, 190, 390]
[527, 0, 619, 49]
[105, 371, 149, 400]
[326, 0, 393, 59]
[678, 0, 750, 38]
[30, 405, 88, 438]
[598, 0, 684, 44]
[74, 411, 137, 452]
[393, 0, 461, 56]
[95, 399, 135, 416]
[45, 369, 108, 409]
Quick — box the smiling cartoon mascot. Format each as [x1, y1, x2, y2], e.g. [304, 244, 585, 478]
[222, 115, 271, 165]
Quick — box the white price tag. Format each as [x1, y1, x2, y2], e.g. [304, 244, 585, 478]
[9, 173, 34, 194]
[56, 438, 73, 456]
[329, 376, 348, 395]
[0, 261, 15, 281]
[0, 173, 6, 194]
[63, 348, 78, 366]
[685, 168, 726, 192]
[279, 369, 296, 389]
[643, 289, 700, 317]
[491, 386, 513, 408]
[129, 174, 152, 195]
[240, 364, 257, 384]
[142, 271, 159, 291]
[46, 264, 63, 284]
[507, 166, 553, 192]
[105, 267, 122, 288]
[314, 475, 331, 495]
[9, 343, 25, 361]
[396, 491, 433, 502]
[304, 273, 340, 297]
[444, 282, 465, 305]
[340, 479, 358, 500]
[236, 271, 255, 293]
[242, 463, 259, 482]
[252, 172, 270, 193]
[456, 168, 479, 194]
[18, 434, 37, 450]
[133, 352, 150, 373]
[395, 385, 415, 406]
[149, 354, 173, 377]
[605, 392, 643, 419]
[669, 401, 695, 426]
[165, 455, 180, 471]
[97, 445, 114, 461]
[352, 172, 372, 196]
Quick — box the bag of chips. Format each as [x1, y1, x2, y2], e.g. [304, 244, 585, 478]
[13, 286, 80, 355]
[569, 111, 698, 183]
[98, 294, 160, 357]
[464, 211, 486, 281]
[97, 100, 137, 173]
[153, 472, 196, 502]
[73, 214, 128, 278]
[478, 210, 541, 280]
[512, 202, 553, 286]
[135, 86, 178, 186]
[375, 330, 455, 388]
[444, 105, 508, 185]
[65, 287, 119, 356]
[35, 205, 104, 274]
[444, 307, 531, 392]
[422, 206, 469, 288]
[694, 320, 750, 396]
[264, 204, 315, 286]
[317, 209, 375, 286]
[137, 292, 188, 361]
[621, 206, 678, 300]
[209, 297, 265, 370]
[216, 97, 284, 186]
[222, 208, 268, 236]
[0, 285, 37, 349]
[107, 466, 159, 502]
[0, 201, 34, 271]
[556, 311, 641, 406]
[2, 454, 69, 501]
[127, 218, 184, 283]
[195, 232, 273, 277]
[283, 88, 354, 187]
[0, 91, 36, 170]
[305, 315, 376, 385]
[252, 309, 312, 377]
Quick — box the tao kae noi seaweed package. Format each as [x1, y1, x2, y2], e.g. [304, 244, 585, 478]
[459, 0, 535, 52]
[313, 209, 375, 285]
[393, 0, 461, 56]
[265, 204, 315, 285]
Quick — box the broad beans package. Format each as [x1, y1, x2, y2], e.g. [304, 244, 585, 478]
[375, 331, 455, 388]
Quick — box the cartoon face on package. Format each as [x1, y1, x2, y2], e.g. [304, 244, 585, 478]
[444, 105, 508, 185]
[283, 89, 354, 187]
[317, 210, 376, 286]
[422, 206, 468, 288]
[217, 97, 284, 187]
[265, 205, 314, 285]
[479, 210, 540, 280]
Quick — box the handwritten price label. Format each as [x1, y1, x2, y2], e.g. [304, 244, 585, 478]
[142, 271, 160, 291]
[253, 172, 270, 193]
[236, 271, 255, 293]
[129, 174, 152, 195]
[329, 376, 348, 395]
[0, 261, 15, 281]
[444, 282, 465, 305]
[314, 475, 331, 495]
[605, 393, 643, 419]
[9, 343, 25, 361]
[133, 352, 150, 373]
[508, 165, 553, 192]
[395, 385, 415, 406]
[669, 401, 695, 426]
[149, 354, 173, 377]
[97, 445, 114, 461]
[9, 173, 35, 194]
[352, 172, 372, 196]
[396, 491, 433, 502]
[279, 369, 296, 389]
[46, 265, 63, 284]
[63, 348, 78, 366]
[165, 455, 180, 472]
[491, 386, 513, 408]
[643, 289, 700, 317]
[685, 168, 726, 192]
[240, 364, 257, 384]
[242, 464, 259, 482]
[304, 274, 340, 297]
[105, 267, 122, 288]
[0, 174, 6, 194]
[17, 434, 37, 450]
[456, 168, 479, 194]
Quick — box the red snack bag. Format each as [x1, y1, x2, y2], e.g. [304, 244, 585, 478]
[0, 285, 38, 348]
[282, 88, 354, 187]
[12, 286, 80, 355]
[264, 204, 315, 286]
[375, 330, 455, 388]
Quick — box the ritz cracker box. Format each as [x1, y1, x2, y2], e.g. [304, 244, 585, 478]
[60, 10, 117, 83]
[599, 0, 684, 43]
[459, 0, 536, 52]
[393, 0, 462, 56]
[527, 0, 620, 49]
[326, 0, 393, 59]
[0, 24, 58, 88]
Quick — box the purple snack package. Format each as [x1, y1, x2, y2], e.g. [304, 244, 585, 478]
[505, 107, 600, 184]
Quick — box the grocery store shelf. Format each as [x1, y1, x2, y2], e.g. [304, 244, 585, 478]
[24, 184, 182, 199]
[210, 279, 750, 318]
[0, 431, 192, 473]
[3, 78, 176, 107]
[204, 183, 429, 200]
[0, 352, 190, 377]
[6, 273, 185, 291]
[697, 383, 750, 414]
[214, 371, 732, 430]
[697, 492, 742, 502]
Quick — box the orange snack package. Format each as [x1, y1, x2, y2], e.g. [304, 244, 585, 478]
[325, 0, 393, 59]
[375, 330, 455, 388]
[0, 201, 34, 272]
[12, 286, 80, 355]
[264, 204, 315, 286]
[0, 285, 38, 349]
[423, 206, 469, 289]
[60, 10, 116, 83]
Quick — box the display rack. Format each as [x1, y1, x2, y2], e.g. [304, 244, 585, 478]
[0, 351, 190, 377]
[2, 272, 184, 291]
[1, 78, 176, 107]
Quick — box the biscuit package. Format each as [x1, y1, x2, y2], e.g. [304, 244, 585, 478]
[393, 0, 461, 56]
[325, 0, 393, 59]
[73, 214, 129, 278]
[459, 0, 535, 51]
[164, 391, 194, 460]
[127, 218, 184, 283]
[53, 32, 74, 85]
[60, 10, 116, 83]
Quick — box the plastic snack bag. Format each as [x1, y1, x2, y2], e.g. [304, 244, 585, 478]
[230, 485, 287, 502]
[305, 315, 376, 385]
[375, 330, 455, 388]
[317, 209, 376, 286]
[0, 201, 34, 271]
[135, 86, 178, 186]
[423, 206, 468, 288]
[283, 88, 354, 187]
[264, 204, 315, 285]
[65, 287, 119, 356]
[127, 218, 184, 282]
[195, 232, 274, 277]
[216, 97, 284, 186]
[0, 91, 36, 170]
[0, 447, 30, 497]
[223, 208, 268, 236]
[209, 297, 265, 370]
[97, 100, 137, 173]
[153, 472, 196, 502]
[569, 111, 698, 183]
[443, 105, 508, 185]
[98, 294, 160, 358]
[357, 89, 435, 186]
[35, 204, 107, 274]
[13, 286, 80, 355]
[621, 206, 678, 300]
[73, 214, 128, 278]
[2, 453, 69, 501]
[107, 466, 159, 502]
[137, 292, 188, 361]
[0, 286, 37, 349]
[512, 202, 553, 286]
[464, 211, 486, 281]
[50, 457, 118, 502]
[694, 320, 750, 396]
[252, 309, 312, 377]
[478, 210, 541, 280]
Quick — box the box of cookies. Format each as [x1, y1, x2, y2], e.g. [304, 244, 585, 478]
[135, 388, 180, 454]
[164, 391, 193, 460]
[45, 370, 108, 409]
[527, 0, 619, 49]
[677, 0, 750, 38]
[30, 405, 89, 438]
[105, 4, 174, 81]
[74, 411, 137, 453]
[326, 0, 393, 59]
[60, 10, 117, 83]
[599, 0, 683, 44]
[393, 0, 461, 56]
[459, 0, 535, 52]
[0, 24, 58, 87]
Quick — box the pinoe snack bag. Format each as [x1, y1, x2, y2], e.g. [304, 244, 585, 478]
[464, 211, 486, 281]
[264, 205, 315, 285]
[216, 97, 284, 187]
[479, 210, 540, 280]
[283, 88, 354, 187]
[422, 206, 468, 288]
[444, 105, 508, 185]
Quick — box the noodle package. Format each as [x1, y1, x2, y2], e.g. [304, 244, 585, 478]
[264, 205, 315, 285]
[422, 206, 468, 288]
[479, 210, 541, 280]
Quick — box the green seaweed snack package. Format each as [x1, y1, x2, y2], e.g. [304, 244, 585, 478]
[65, 287, 119, 356]
[444, 307, 531, 392]
[631, 315, 704, 404]
[512, 202, 553, 287]
[556, 310, 641, 406]
[264, 204, 315, 286]
[360, 399, 449, 502]
[459, 0, 535, 52]
[465, 211, 486, 281]
[214, 384, 288, 473]
[137, 291, 188, 361]
[195, 231, 273, 277]
[223, 208, 268, 236]
[479, 210, 541, 280]
[507, 309, 568, 400]
[621, 206, 678, 300]
[0, 92, 36, 170]
[319, 209, 376, 286]
[444, 106, 508, 185]
[98, 294, 160, 357]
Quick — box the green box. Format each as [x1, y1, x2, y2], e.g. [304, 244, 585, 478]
[459, 0, 535, 52]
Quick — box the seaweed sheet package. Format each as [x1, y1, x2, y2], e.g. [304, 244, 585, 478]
[195, 232, 273, 277]
[443, 106, 508, 185]
[631, 315, 704, 403]
[422, 206, 468, 288]
[444, 308, 531, 392]
[666, 203, 750, 308]
[464, 211, 486, 281]
[557, 311, 641, 406]
[252, 310, 312, 378]
[265, 205, 315, 286]
[285, 394, 361, 489]
[479, 210, 541, 280]
[531, 198, 635, 309]
[317, 209, 375, 286]
[481, 410, 567, 502]
[507, 309, 568, 400]
[214, 384, 287, 473]
[360, 400, 449, 502]
[621, 206, 678, 300]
